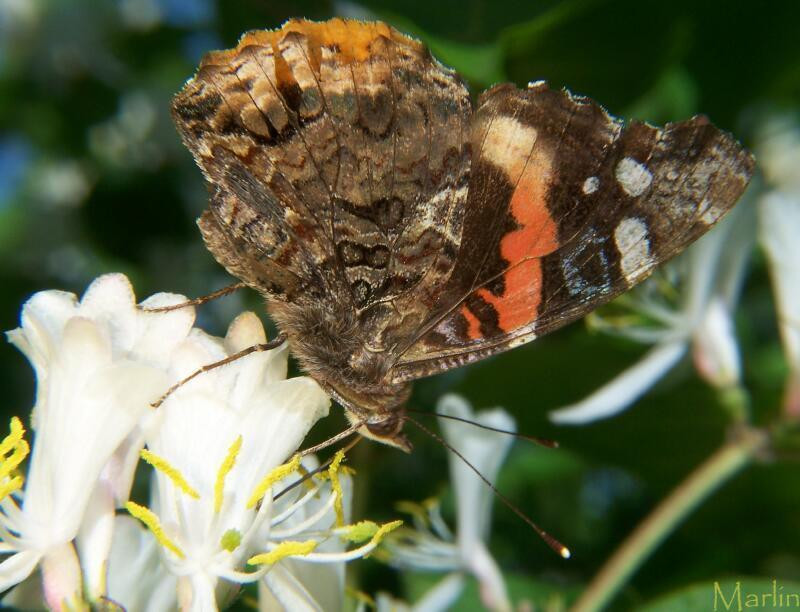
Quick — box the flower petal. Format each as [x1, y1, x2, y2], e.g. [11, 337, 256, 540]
[41, 542, 83, 610]
[466, 542, 511, 612]
[549, 340, 688, 424]
[271, 557, 344, 612]
[0, 549, 41, 594]
[107, 515, 177, 612]
[692, 298, 741, 388]
[76, 479, 116, 601]
[760, 190, 800, 371]
[412, 573, 466, 612]
[259, 564, 325, 612]
[134, 292, 196, 367]
[23, 353, 165, 543]
[224, 379, 329, 522]
[437, 394, 514, 549]
[224, 311, 266, 353]
[78, 273, 140, 353]
[0, 569, 46, 610]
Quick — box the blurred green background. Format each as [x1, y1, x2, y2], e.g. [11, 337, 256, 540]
[1, 0, 799, 610]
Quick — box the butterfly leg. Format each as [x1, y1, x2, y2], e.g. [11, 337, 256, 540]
[150, 333, 287, 408]
[140, 282, 247, 312]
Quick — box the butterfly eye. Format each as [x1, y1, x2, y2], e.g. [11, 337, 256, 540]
[365, 414, 401, 437]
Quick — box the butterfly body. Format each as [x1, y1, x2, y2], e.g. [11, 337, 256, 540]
[172, 18, 753, 449]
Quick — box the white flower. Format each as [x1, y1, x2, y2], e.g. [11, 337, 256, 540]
[1, 273, 193, 607]
[385, 394, 517, 612]
[126, 311, 401, 611]
[550, 204, 754, 425]
[758, 114, 800, 418]
[756, 114, 800, 191]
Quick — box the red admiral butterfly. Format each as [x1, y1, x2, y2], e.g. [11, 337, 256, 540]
[171, 18, 753, 451]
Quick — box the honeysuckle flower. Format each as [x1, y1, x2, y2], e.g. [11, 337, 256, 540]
[1, 273, 193, 607]
[758, 114, 800, 418]
[127, 311, 401, 611]
[757, 113, 800, 192]
[550, 202, 754, 425]
[385, 394, 515, 612]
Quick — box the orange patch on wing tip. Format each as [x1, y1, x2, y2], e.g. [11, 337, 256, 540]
[460, 304, 483, 341]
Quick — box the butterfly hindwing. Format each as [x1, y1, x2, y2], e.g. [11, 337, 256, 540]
[173, 19, 472, 315]
[390, 81, 754, 382]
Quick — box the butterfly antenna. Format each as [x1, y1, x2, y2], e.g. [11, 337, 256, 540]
[404, 415, 571, 559]
[274, 435, 362, 501]
[299, 420, 363, 457]
[405, 408, 558, 448]
[140, 282, 246, 312]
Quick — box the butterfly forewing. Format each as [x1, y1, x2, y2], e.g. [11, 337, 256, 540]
[390, 82, 753, 382]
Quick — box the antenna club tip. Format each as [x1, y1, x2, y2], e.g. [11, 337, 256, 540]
[560, 547, 571, 559]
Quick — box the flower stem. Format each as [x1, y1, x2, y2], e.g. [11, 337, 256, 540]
[571, 426, 769, 612]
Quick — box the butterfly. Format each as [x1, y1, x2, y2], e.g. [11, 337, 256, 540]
[171, 18, 753, 451]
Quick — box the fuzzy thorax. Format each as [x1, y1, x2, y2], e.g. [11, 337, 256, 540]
[268, 299, 413, 450]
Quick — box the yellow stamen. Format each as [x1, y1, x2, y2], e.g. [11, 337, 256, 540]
[246, 454, 301, 509]
[0, 419, 29, 501]
[0, 476, 24, 501]
[140, 449, 199, 500]
[342, 520, 380, 543]
[344, 519, 403, 559]
[214, 436, 242, 513]
[125, 501, 185, 559]
[0, 439, 29, 481]
[0, 417, 25, 456]
[367, 520, 403, 551]
[247, 540, 317, 565]
[328, 449, 346, 526]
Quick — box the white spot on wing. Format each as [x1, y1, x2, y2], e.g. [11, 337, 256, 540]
[614, 217, 653, 283]
[583, 176, 599, 195]
[615, 157, 653, 197]
[481, 116, 538, 179]
[699, 198, 723, 225]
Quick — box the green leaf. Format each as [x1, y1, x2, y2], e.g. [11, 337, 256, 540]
[624, 67, 699, 124]
[377, 13, 506, 85]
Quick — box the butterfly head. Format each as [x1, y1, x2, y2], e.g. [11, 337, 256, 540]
[348, 408, 412, 453]
[322, 381, 413, 452]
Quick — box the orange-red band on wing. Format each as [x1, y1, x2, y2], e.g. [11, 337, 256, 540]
[471, 134, 559, 334]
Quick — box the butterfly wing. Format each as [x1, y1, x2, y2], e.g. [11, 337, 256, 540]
[172, 19, 471, 315]
[390, 81, 754, 383]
